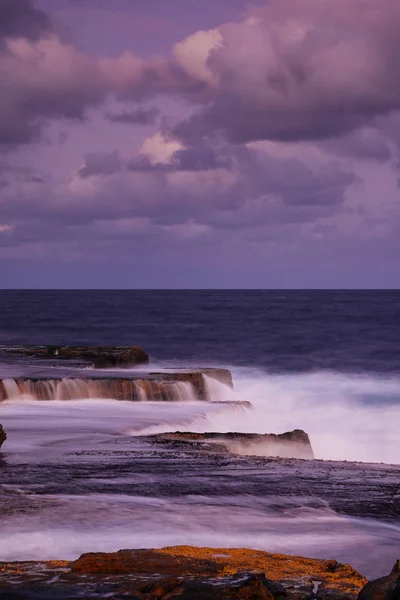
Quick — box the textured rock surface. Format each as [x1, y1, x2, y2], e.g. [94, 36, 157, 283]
[0, 377, 195, 402]
[358, 561, 400, 600]
[0, 546, 368, 599]
[0, 424, 6, 449]
[146, 429, 314, 459]
[0, 368, 235, 402]
[150, 368, 233, 400]
[2, 345, 149, 368]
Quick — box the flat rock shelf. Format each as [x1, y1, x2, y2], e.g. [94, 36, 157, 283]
[0, 545, 370, 600]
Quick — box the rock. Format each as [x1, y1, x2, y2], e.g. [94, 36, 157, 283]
[0, 424, 6, 449]
[147, 429, 315, 459]
[123, 573, 276, 599]
[358, 561, 400, 600]
[71, 546, 366, 599]
[149, 368, 233, 400]
[0, 547, 369, 599]
[197, 367, 233, 388]
[3, 345, 149, 368]
[0, 374, 237, 402]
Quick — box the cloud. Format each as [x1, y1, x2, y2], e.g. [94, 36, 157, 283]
[105, 106, 160, 125]
[0, 35, 110, 145]
[0, 0, 51, 43]
[320, 128, 395, 163]
[77, 152, 122, 178]
[172, 0, 400, 145]
[4, 137, 355, 244]
[3, 0, 400, 152]
[172, 28, 222, 86]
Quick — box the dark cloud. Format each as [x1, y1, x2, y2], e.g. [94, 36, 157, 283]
[0, 34, 110, 146]
[320, 129, 394, 163]
[105, 106, 160, 125]
[78, 152, 122, 178]
[3, 0, 400, 152]
[0, 0, 51, 42]
[170, 1, 400, 146]
[2, 142, 356, 240]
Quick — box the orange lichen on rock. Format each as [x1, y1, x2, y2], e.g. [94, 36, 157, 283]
[159, 547, 367, 593]
[71, 546, 367, 598]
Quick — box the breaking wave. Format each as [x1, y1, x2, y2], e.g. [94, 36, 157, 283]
[135, 368, 400, 464]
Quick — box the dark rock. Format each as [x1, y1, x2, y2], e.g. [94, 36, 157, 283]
[358, 561, 400, 600]
[3, 345, 149, 368]
[126, 573, 275, 599]
[146, 429, 314, 459]
[0, 424, 6, 449]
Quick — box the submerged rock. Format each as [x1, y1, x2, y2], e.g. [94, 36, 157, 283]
[358, 561, 400, 600]
[3, 345, 149, 368]
[146, 429, 315, 459]
[0, 424, 6, 449]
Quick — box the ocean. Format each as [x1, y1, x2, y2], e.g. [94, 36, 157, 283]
[0, 290, 399, 580]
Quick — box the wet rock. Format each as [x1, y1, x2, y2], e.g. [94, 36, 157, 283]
[358, 561, 400, 600]
[149, 368, 233, 400]
[0, 547, 368, 600]
[0, 375, 230, 402]
[0, 424, 6, 448]
[123, 573, 276, 599]
[147, 429, 314, 459]
[3, 345, 149, 368]
[71, 548, 215, 576]
[198, 368, 233, 388]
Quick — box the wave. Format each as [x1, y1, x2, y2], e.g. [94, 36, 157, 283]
[134, 368, 400, 464]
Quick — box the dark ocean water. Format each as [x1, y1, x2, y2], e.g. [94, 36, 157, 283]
[1, 290, 400, 372]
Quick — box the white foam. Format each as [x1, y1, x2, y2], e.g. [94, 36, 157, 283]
[133, 368, 400, 464]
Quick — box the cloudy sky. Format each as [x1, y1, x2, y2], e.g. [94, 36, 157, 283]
[1, 0, 400, 288]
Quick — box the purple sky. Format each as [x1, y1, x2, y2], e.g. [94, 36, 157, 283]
[1, 0, 400, 288]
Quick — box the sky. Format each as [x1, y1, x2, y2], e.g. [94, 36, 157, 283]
[1, 0, 400, 288]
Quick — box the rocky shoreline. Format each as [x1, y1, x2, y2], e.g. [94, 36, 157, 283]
[144, 429, 315, 459]
[1, 346, 399, 596]
[1, 546, 398, 599]
[0, 545, 373, 599]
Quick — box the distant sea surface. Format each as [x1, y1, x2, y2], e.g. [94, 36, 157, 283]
[1, 289, 400, 372]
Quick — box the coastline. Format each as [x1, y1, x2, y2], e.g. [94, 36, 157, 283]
[0, 545, 370, 599]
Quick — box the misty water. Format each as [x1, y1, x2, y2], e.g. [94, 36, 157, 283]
[0, 291, 399, 580]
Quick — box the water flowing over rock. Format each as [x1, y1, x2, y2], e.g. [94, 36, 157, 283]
[1, 345, 149, 368]
[0, 368, 233, 402]
[0, 424, 6, 449]
[0, 377, 197, 402]
[358, 561, 400, 600]
[149, 368, 233, 400]
[145, 429, 315, 459]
